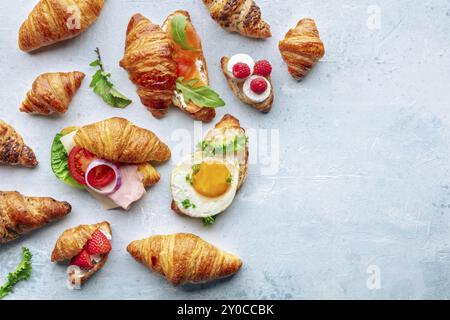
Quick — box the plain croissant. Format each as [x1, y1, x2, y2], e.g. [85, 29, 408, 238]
[51, 221, 111, 284]
[279, 18, 325, 80]
[73, 117, 171, 164]
[202, 0, 271, 38]
[19, 0, 106, 52]
[20, 71, 85, 115]
[127, 233, 242, 285]
[120, 14, 177, 119]
[0, 120, 38, 168]
[0, 191, 71, 244]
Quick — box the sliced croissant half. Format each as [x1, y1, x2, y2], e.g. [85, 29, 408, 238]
[51, 221, 112, 286]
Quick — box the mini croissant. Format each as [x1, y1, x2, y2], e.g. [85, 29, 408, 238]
[51, 221, 111, 284]
[279, 18, 325, 80]
[73, 117, 171, 164]
[20, 72, 85, 115]
[0, 120, 38, 168]
[202, 0, 271, 38]
[120, 14, 177, 119]
[19, 0, 106, 52]
[127, 233, 242, 285]
[0, 191, 71, 244]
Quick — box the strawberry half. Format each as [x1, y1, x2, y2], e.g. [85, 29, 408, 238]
[86, 230, 112, 255]
[70, 249, 93, 269]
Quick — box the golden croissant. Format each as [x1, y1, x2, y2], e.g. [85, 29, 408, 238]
[202, 0, 271, 38]
[0, 191, 71, 243]
[19, 0, 106, 52]
[279, 18, 325, 80]
[0, 120, 38, 168]
[51, 221, 112, 285]
[119, 14, 177, 119]
[127, 233, 242, 285]
[74, 117, 171, 164]
[120, 12, 220, 122]
[20, 71, 85, 115]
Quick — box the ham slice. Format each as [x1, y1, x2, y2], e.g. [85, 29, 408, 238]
[107, 165, 146, 210]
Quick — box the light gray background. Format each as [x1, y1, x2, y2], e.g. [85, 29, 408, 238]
[1, 0, 450, 300]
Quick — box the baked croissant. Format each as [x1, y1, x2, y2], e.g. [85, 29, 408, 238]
[0, 191, 71, 244]
[127, 233, 242, 285]
[202, 0, 271, 38]
[51, 221, 111, 284]
[119, 14, 177, 119]
[0, 120, 38, 168]
[20, 71, 85, 115]
[221, 57, 274, 113]
[279, 18, 325, 80]
[19, 0, 106, 52]
[73, 117, 171, 164]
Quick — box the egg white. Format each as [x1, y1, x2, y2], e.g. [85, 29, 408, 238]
[171, 152, 240, 218]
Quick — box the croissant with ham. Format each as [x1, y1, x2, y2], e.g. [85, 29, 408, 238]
[51, 221, 112, 286]
[120, 11, 223, 122]
[202, 0, 271, 39]
[279, 18, 325, 80]
[0, 191, 71, 244]
[0, 120, 38, 168]
[52, 118, 170, 210]
[20, 71, 85, 115]
[19, 0, 105, 52]
[127, 233, 242, 285]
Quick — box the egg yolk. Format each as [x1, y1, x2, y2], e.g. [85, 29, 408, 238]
[192, 162, 231, 198]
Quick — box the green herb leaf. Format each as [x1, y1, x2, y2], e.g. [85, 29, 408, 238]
[226, 174, 233, 184]
[202, 216, 216, 227]
[192, 164, 201, 174]
[0, 247, 33, 299]
[90, 48, 132, 108]
[176, 77, 225, 108]
[171, 15, 193, 50]
[51, 133, 84, 190]
[182, 199, 196, 209]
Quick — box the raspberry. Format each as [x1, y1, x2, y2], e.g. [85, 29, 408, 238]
[250, 78, 268, 94]
[232, 63, 251, 79]
[254, 60, 272, 77]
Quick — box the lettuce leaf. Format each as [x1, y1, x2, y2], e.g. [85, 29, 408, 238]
[51, 133, 84, 189]
[0, 247, 32, 299]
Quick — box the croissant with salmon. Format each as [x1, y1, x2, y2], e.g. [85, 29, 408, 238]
[20, 71, 85, 115]
[120, 11, 223, 122]
[52, 118, 170, 210]
[127, 233, 242, 285]
[0, 191, 71, 244]
[279, 18, 325, 80]
[51, 221, 112, 286]
[202, 0, 271, 39]
[0, 120, 38, 168]
[19, 0, 106, 52]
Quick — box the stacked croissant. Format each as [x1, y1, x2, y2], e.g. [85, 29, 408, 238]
[0, 0, 326, 293]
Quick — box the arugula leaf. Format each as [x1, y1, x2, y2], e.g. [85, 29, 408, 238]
[203, 216, 216, 227]
[0, 248, 33, 299]
[176, 77, 225, 108]
[90, 48, 132, 108]
[171, 15, 194, 50]
[51, 133, 84, 189]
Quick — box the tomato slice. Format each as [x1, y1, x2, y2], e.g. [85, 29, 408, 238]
[68, 147, 95, 186]
[86, 165, 116, 189]
[175, 57, 194, 78]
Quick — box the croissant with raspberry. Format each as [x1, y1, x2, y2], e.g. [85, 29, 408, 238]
[279, 18, 325, 80]
[19, 0, 106, 52]
[127, 233, 242, 285]
[20, 72, 85, 115]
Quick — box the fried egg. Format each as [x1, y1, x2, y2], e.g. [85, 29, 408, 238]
[171, 152, 240, 218]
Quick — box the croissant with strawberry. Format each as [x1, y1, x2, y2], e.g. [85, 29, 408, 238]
[51, 222, 112, 288]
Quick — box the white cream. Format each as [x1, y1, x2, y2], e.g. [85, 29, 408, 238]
[66, 265, 85, 290]
[196, 59, 208, 82]
[243, 76, 271, 103]
[174, 91, 188, 109]
[227, 54, 255, 81]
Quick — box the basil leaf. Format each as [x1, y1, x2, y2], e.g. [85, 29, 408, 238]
[50, 133, 84, 190]
[171, 15, 193, 50]
[176, 77, 225, 108]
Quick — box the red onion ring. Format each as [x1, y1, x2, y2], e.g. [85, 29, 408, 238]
[85, 160, 122, 195]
